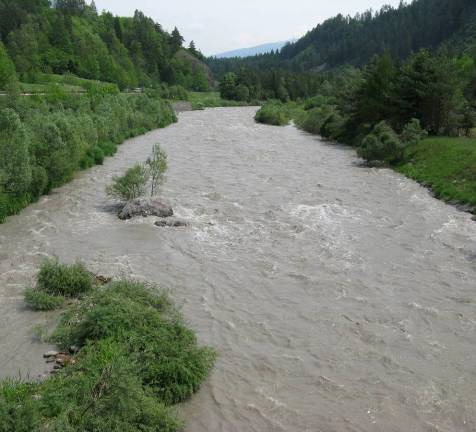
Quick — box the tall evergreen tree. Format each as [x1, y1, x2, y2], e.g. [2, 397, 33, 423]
[171, 27, 184, 52]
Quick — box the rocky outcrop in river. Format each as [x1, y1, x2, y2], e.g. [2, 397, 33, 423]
[118, 198, 174, 220]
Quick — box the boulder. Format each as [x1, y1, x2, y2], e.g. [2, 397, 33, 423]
[155, 218, 188, 228]
[118, 198, 173, 220]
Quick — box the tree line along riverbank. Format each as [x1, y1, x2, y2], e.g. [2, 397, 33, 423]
[0, 87, 177, 223]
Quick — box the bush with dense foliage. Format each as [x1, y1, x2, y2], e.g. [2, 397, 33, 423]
[2, 263, 216, 432]
[400, 118, 428, 146]
[255, 102, 290, 126]
[357, 121, 404, 164]
[36, 259, 92, 297]
[106, 163, 150, 202]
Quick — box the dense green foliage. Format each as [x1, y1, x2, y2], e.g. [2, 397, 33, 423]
[211, 0, 476, 105]
[357, 121, 404, 165]
[2, 263, 215, 432]
[106, 163, 150, 202]
[24, 259, 91, 310]
[187, 91, 255, 110]
[106, 143, 168, 202]
[0, 91, 176, 222]
[255, 102, 290, 126]
[37, 259, 92, 297]
[274, 48, 476, 148]
[0, 0, 210, 91]
[217, 68, 322, 102]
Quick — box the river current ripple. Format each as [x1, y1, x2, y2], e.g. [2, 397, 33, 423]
[1, 107, 475, 431]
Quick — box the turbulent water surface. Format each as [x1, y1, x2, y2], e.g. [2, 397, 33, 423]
[1, 107, 476, 431]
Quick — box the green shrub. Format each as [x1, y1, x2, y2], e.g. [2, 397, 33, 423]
[401, 118, 428, 146]
[358, 121, 403, 164]
[37, 259, 92, 297]
[24, 288, 64, 311]
[52, 280, 216, 404]
[255, 102, 290, 126]
[147, 143, 168, 196]
[106, 163, 149, 202]
[319, 110, 346, 140]
[98, 141, 117, 156]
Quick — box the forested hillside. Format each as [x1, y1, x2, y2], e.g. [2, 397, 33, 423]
[0, 0, 211, 90]
[280, 0, 476, 70]
[209, 0, 476, 75]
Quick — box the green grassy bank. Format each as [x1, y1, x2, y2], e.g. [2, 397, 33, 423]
[1, 260, 215, 432]
[397, 137, 476, 211]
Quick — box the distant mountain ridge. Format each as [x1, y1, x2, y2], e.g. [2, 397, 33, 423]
[214, 40, 296, 58]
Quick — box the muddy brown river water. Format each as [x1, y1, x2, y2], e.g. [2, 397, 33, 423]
[1, 107, 476, 431]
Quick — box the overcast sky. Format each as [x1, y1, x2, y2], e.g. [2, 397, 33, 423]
[94, 0, 402, 55]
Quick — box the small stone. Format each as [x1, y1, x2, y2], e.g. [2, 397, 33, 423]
[56, 358, 65, 365]
[53, 364, 63, 370]
[69, 345, 80, 354]
[43, 351, 58, 358]
[46, 357, 55, 363]
[155, 218, 188, 228]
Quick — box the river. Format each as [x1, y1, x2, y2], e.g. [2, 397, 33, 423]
[1, 107, 475, 431]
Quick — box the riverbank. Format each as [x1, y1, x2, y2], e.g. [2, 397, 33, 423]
[0, 92, 176, 223]
[255, 103, 476, 216]
[396, 137, 476, 215]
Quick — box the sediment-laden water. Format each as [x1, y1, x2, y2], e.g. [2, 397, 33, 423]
[1, 107, 475, 431]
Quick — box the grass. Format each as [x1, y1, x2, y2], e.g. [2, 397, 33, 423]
[187, 91, 257, 110]
[36, 259, 93, 297]
[397, 137, 476, 211]
[24, 288, 65, 311]
[2, 262, 216, 431]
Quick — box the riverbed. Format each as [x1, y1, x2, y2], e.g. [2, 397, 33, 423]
[1, 107, 475, 431]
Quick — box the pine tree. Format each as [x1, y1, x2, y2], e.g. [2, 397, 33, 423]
[90, 0, 97, 14]
[171, 27, 184, 52]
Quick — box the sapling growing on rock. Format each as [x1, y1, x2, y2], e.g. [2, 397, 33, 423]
[147, 143, 168, 197]
[106, 163, 149, 202]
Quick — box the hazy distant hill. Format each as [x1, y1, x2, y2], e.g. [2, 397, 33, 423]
[214, 40, 296, 58]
